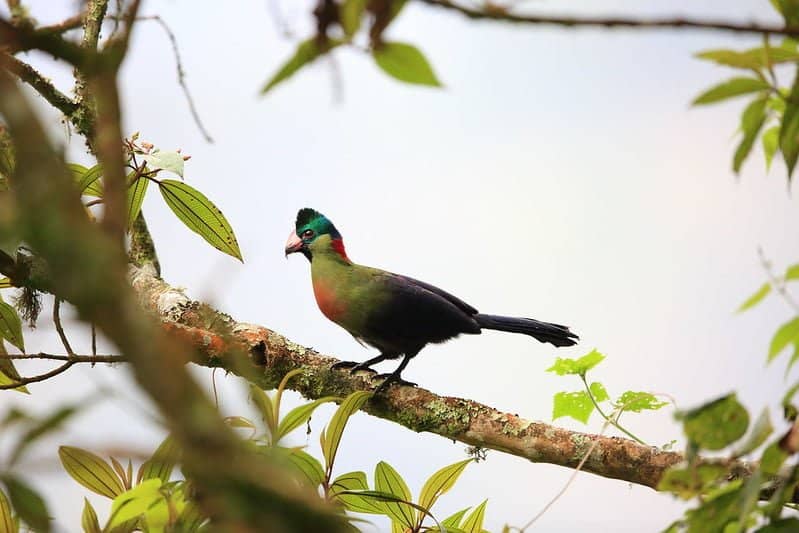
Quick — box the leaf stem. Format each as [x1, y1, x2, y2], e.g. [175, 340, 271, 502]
[580, 374, 648, 445]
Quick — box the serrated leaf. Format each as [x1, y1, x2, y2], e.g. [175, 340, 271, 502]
[2, 476, 49, 532]
[552, 390, 593, 424]
[374, 461, 415, 528]
[158, 179, 242, 261]
[589, 382, 609, 402]
[142, 151, 184, 177]
[323, 390, 371, 470]
[733, 97, 768, 172]
[0, 487, 16, 533]
[737, 282, 772, 312]
[59, 446, 125, 498]
[125, 175, 149, 230]
[681, 394, 749, 450]
[109, 478, 162, 528]
[692, 77, 770, 105]
[81, 498, 101, 533]
[763, 125, 780, 171]
[341, 0, 366, 38]
[786, 263, 799, 281]
[780, 71, 799, 178]
[460, 499, 487, 533]
[276, 397, 336, 443]
[285, 448, 324, 488]
[547, 349, 605, 376]
[261, 38, 343, 95]
[769, 317, 799, 362]
[373, 42, 441, 86]
[615, 391, 669, 413]
[0, 300, 24, 351]
[330, 471, 383, 514]
[138, 436, 179, 484]
[657, 463, 728, 499]
[418, 459, 472, 522]
[250, 384, 277, 437]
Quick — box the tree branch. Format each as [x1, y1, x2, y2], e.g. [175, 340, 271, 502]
[0, 352, 124, 363]
[0, 52, 78, 116]
[418, 0, 799, 37]
[129, 263, 732, 492]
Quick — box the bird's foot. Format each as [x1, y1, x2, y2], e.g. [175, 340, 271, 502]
[331, 361, 377, 374]
[371, 373, 417, 395]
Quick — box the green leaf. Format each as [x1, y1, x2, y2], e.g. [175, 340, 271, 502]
[683, 482, 743, 533]
[158, 179, 242, 261]
[737, 282, 772, 312]
[261, 38, 343, 95]
[460, 499, 487, 533]
[125, 175, 149, 230]
[0, 342, 27, 394]
[680, 394, 750, 450]
[760, 441, 788, 476]
[372, 42, 442, 87]
[2, 476, 49, 532]
[109, 478, 163, 528]
[250, 384, 277, 437]
[763, 125, 780, 171]
[589, 382, 609, 402]
[322, 390, 371, 471]
[657, 463, 728, 499]
[733, 97, 768, 173]
[552, 390, 594, 424]
[11, 405, 78, 465]
[786, 263, 799, 281]
[330, 471, 383, 514]
[692, 77, 770, 105]
[418, 459, 472, 522]
[81, 498, 101, 533]
[734, 408, 773, 456]
[441, 507, 470, 528]
[59, 446, 125, 499]
[695, 47, 799, 69]
[768, 317, 799, 362]
[285, 448, 325, 488]
[68, 163, 103, 197]
[0, 300, 24, 351]
[780, 71, 799, 178]
[142, 150, 184, 177]
[757, 518, 799, 532]
[0, 487, 16, 533]
[374, 461, 415, 528]
[137, 436, 179, 484]
[276, 397, 336, 443]
[225, 415, 257, 433]
[340, 0, 366, 38]
[615, 391, 669, 413]
[547, 349, 605, 376]
[0, 277, 11, 288]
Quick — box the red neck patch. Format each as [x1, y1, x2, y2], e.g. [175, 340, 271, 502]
[331, 238, 350, 261]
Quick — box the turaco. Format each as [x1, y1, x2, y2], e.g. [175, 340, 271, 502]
[285, 208, 578, 394]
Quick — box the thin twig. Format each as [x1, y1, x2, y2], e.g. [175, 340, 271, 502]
[580, 374, 647, 445]
[0, 53, 78, 116]
[53, 297, 75, 356]
[0, 352, 124, 362]
[131, 15, 213, 143]
[0, 360, 75, 389]
[419, 0, 799, 37]
[759, 247, 799, 314]
[38, 13, 85, 35]
[91, 323, 97, 357]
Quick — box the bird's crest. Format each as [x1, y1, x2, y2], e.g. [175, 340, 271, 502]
[296, 208, 322, 229]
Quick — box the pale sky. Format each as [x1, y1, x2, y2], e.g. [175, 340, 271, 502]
[2, 1, 799, 531]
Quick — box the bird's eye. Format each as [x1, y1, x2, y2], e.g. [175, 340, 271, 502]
[301, 229, 315, 239]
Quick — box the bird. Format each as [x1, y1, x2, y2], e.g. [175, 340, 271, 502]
[285, 208, 578, 394]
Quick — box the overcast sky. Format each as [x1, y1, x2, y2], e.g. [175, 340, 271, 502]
[3, 0, 799, 531]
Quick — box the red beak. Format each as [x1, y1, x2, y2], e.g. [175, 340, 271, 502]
[284, 230, 304, 257]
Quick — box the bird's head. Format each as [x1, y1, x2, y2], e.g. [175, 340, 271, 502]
[284, 208, 349, 262]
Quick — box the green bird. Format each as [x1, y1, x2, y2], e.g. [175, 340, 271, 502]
[285, 208, 578, 393]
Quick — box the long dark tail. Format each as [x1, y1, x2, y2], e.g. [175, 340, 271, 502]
[475, 314, 578, 347]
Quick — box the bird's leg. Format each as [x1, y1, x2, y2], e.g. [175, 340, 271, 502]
[373, 352, 417, 394]
[331, 352, 393, 374]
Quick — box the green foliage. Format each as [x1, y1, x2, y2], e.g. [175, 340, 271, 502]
[738, 282, 772, 312]
[142, 150, 184, 177]
[261, 38, 344, 95]
[615, 391, 668, 413]
[157, 179, 243, 261]
[372, 42, 442, 86]
[417, 459, 472, 521]
[374, 461, 415, 528]
[780, 71, 799, 177]
[68, 163, 103, 196]
[735, 97, 768, 172]
[460, 499, 488, 533]
[0, 486, 17, 533]
[125, 174, 149, 230]
[680, 394, 749, 450]
[546, 349, 605, 376]
[322, 390, 372, 474]
[137, 436, 179, 484]
[2, 476, 49, 532]
[340, 0, 366, 38]
[59, 446, 126, 499]
[0, 299, 24, 351]
[552, 390, 595, 423]
[81, 498, 101, 533]
[768, 316, 799, 364]
[692, 77, 770, 106]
